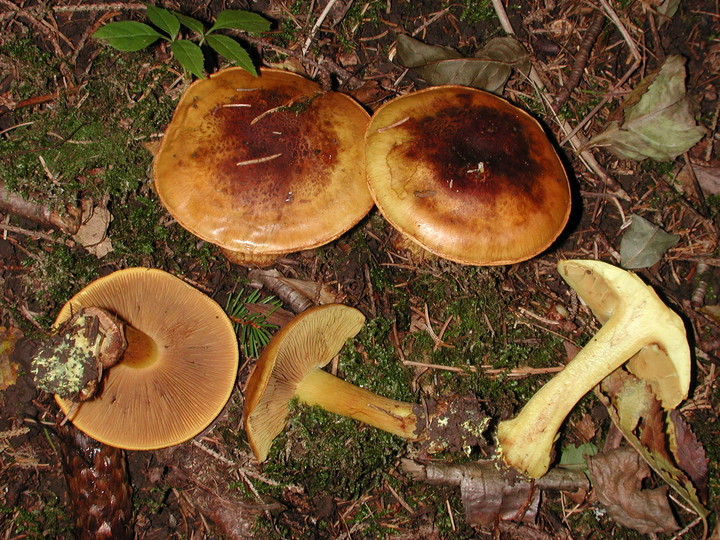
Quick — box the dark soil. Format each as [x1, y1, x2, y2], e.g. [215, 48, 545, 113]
[0, 0, 719, 538]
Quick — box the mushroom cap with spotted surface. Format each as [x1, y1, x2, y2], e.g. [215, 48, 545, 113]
[54, 268, 239, 450]
[153, 67, 373, 264]
[365, 86, 571, 265]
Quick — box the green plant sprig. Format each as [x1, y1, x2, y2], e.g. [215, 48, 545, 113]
[92, 4, 271, 78]
[225, 287, 281, 359]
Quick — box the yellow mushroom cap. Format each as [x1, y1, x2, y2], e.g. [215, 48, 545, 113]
[365, 86, 571, 265]
[154, 67, 374, 264]
[54, 268, 239, 450]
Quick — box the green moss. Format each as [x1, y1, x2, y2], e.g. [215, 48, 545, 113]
[0, 38, 59, 100]
[0, 493, 74, 539]
[455, 0, 496, 25]
[272, 0, 305, 48]
[22, 245, 99, 326]
[262, 401, 407, 501]
[641, 159, 676, 177]
[340, 316, 415, 401]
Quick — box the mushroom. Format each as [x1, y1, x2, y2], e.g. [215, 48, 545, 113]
[243, 304, 419, 462]
[154, 67, 374, 267]
[53, 268, 239, 450]
[496, 259, 691, 478]
[365, 85, 571, 265]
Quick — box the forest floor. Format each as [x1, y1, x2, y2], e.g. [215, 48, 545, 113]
[0, 0, 719, 538]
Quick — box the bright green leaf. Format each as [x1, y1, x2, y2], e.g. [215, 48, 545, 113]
[92, 21, 163, 51]
[206, 34, 257, 76]
[620, 214, 680, 269]
[209, 10, 272, 33]
[171, 40, 205, 78]
[145, 4, 180, 39]
[172, 11, 205, 35]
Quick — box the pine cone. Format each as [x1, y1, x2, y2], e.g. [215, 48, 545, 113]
[56, 415, 134, 539]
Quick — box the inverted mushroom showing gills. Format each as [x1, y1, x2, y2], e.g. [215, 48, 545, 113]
[365, 86, 571, 265]
[154, 67, 374, 266]
[496, 259, 691, 478]
[244, 304, 420, 463]
[54, 268, 239, 450]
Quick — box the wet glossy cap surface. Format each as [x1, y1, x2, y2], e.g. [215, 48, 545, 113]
[154, 67, 373, 259]
[365, 86, 571, 265]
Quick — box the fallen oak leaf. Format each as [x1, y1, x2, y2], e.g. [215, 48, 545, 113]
[588, 447, 679, 535]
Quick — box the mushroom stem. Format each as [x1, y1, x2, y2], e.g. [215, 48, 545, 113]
[295, 368, 419, 439]
[121, 326, 158, 369]
[497, 322, 645, 478]
[496, 259, 690, 479]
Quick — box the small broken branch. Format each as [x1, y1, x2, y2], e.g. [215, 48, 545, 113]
[0, 181, 81, 234]
[248, 269, 316, 313]
[402, 459, 590, 492]
[553, 10, 606, 112]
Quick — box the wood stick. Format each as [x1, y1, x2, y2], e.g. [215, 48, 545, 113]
[0, 181, 81, 234]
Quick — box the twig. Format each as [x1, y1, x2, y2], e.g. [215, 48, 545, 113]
[302, 0, 341, 55]
[248, 268, 314, 313]
[403, 360, 565, 378]
[490, 0, 632, 201]
[0, 182, 81, 234]
[0, 222, 73, 245]
[52, 3, 145, 12]
[402, 459, 590, 492]
[553, 10, 606, 112]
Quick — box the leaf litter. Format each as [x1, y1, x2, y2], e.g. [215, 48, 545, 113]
[0, 0, 718, 537]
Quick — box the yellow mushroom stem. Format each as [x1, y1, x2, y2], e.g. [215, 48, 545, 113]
[295, 368, 419, 439]
[497, 326, 647, 478]
[496, 260, 690, 479]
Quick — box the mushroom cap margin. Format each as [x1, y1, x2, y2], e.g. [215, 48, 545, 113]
[54, 267, 239, 450]
[243, 304, 366, 462]
[365, 85, 571, 265]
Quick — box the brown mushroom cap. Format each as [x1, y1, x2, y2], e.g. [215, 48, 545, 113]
[54, 268, 239, 450]
[243, 304, 418, 462]
[365, 86, 571, 265]
[154, 67, 374, 265]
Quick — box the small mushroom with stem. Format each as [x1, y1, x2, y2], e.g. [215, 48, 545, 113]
[496, 259, 691, 478]
[243, 303, 491, 463]
[43, 268, 239, 450]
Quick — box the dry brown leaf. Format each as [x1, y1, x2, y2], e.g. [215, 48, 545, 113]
[599, 369, 710, 521]
[668, 410, 709, 503]
[676, 164, 720, 198]
[73, 203, 113, 258]
[461, 473, 539, 525]
[588, 447, 679, 534]
[0, 326, 21, 391]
